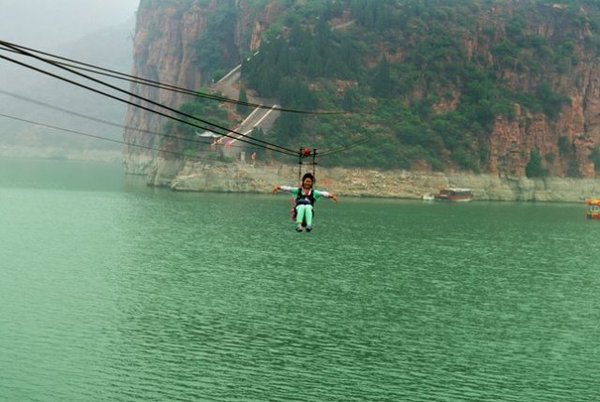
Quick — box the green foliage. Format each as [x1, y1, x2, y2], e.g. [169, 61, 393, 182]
[237, 86, 250, 117]
[279, 78, 319, 110]
[341, 87, 363, 112]
[558, 136, 572, 157]
[274, 113, 305, 139]
[183, 0, 600, 172]
[243, 7, 360, 101]
[566, 159, 581, 177]
[513, 85, 568, 120]
[167, 92, 231, 153]
[589, 145, 600, 173]
[536, 84, 569, 119]
[184, 148, 199, 159]
[525, 149, 548, 178]
[371, 58, 392, 98]
[195, 1, 240, 80]
[211, 69, 229, 83]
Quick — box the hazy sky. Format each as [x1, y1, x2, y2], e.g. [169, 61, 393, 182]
[0, 0, 140, 49]
[0, 0, 141, 150]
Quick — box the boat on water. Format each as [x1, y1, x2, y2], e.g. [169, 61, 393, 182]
[434, 187, 473, 202]
[586, 199, 600, 219]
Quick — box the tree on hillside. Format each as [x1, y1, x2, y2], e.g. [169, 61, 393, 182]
[371, 58, 393, 98]
[525, 149, 547, 178]
[237, 85, 249, 117]
[589, 145, 600, 173]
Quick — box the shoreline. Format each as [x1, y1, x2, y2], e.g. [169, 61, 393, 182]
[2, 149, 598, 203]
[152, 159, 600, 204]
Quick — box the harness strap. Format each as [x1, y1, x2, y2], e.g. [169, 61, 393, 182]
[295, 188, 315, 206]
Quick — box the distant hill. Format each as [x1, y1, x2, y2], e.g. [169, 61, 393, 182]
[0, 18, 134, 152]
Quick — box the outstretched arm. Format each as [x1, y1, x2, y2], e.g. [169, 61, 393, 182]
[315, 190, 338, 203]
[272, 185, 296, 195]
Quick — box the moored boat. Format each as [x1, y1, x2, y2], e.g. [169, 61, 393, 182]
[586, 199, 600, 219]
[434, 187, 473, 202]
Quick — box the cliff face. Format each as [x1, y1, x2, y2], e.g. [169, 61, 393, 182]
[123, 0, 279, 174]
[123, 2, 207, 173]
[124, 0, 600, 180]
[473, 2, 600, 178]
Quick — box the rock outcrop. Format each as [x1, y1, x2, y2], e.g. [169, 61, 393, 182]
[123, 2, 207, 174]
[123, 0, 281, 174]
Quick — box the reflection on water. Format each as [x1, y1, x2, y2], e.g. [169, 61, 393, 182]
[0, 159, 599, 401]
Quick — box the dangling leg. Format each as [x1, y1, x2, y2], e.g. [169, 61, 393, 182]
[304, 206, 314, 232]
[295, 205, 306, 231]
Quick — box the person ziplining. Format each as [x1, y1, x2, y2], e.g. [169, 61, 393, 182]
[272, 148, 338, 233]
[272, 172, 338, 232]
[0, 40, 365, 233]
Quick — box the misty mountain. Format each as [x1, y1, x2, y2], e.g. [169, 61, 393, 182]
[0, 17, 134, 152]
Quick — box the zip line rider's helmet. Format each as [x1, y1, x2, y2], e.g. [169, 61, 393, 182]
[302, 172, 315, 187]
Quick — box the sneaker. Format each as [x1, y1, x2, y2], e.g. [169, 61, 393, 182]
[295, 224, 304, 232]
[305, 225, 312, 232]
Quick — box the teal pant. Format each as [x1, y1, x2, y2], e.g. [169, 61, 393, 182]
[296, 205, 313, 226]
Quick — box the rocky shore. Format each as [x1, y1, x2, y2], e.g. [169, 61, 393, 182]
[148, 159, 600, 203]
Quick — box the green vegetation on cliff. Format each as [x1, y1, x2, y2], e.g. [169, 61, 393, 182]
[151, 0, 600, 175]
[236, 0, 599, 174]
[165, 91, 230, 158]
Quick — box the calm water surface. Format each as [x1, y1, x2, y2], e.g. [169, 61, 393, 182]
[1, 159, 599, 401]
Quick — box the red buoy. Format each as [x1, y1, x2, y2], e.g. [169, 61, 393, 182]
[303, 147, 311, 157]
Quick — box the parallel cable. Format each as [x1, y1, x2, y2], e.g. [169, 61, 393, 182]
[317, 137, 371, 157]
[0, 89, 248, 150]
[0, 89, 161, 136]
[0, 41, 343, 115]
[0, 40, 366, 162]
[0, 112, 186, 157]
[1, 86, 368, 161]
[0, 111, 267, 155]
[0, 40, 297, 155]
[0, 42, 298, 156]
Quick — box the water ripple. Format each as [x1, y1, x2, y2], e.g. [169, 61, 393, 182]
[1, 179, 599, 401]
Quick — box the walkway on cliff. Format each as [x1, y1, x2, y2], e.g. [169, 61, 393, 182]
[211, 59, 280, 149]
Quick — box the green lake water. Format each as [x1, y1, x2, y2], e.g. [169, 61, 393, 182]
[1, 159, 599, 401]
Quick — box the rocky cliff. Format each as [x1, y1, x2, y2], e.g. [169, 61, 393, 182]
[123, 0, 280, 174]
[477, 2, 600, 178]
[123, 1, 207, 173]
[123, 0, 600, 197]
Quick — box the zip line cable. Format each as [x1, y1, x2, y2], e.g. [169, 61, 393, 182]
[0, 111, 265, 155]
[0, 51, 264, 154]
[0, 40, 367, 161]
[0, 45, 264, 110]
[0, 89, 252, 151]
[317, 137, 371, 157]
[0, 67, 365, 161]
[0, 41, 344, 115]
[0, 43, 298, 157]
[0, 89, 164, 136]
[0, 41, 297, 155]
[0, 112, 186, 158]
[0, 78, 369, 161]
